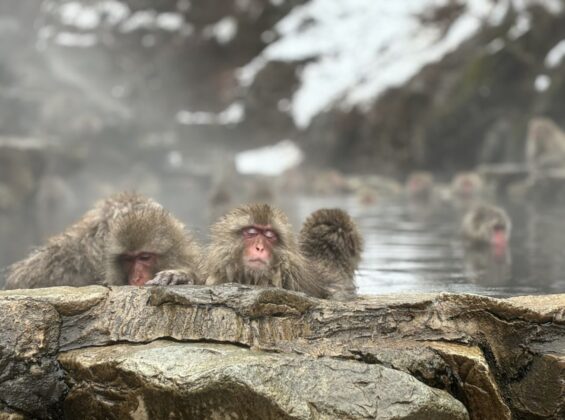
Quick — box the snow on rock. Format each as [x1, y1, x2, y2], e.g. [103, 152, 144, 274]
[534, 74, 551, 92]
[545, 39, 565, 68]
[50, 1, 186, 34]
[235, 140, 303, 175]
[55, 32, 98, 47]
[203, 17, 238, 45]
[176, 102, 245, 125]
[56, 1, 129, 29]
[239, 0, 563, 128]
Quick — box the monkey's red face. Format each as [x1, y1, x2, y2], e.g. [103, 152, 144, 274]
[242, 225, 278, 270]
[121, 252, 158, 285]
[461, 178, 474, 191]
[490, 225, 508, 258]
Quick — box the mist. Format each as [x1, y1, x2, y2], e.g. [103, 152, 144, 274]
[1, 0, 565, 295]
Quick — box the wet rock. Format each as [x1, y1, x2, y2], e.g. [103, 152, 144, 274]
[60, 340, 468, 419]
[0, 285, 563, 418]
[0, 299, 66, 418]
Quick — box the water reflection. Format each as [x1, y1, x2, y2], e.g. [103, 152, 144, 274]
[295, 196, 565, 297]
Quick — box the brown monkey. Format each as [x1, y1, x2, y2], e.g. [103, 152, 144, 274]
[461, 204, 511, 258]
[205, 203, 363, 299]
[4, 192, 201, 289]
[299, 208, 363, 299]
[405, 171, 435, 201]
[450, 171, 484, 202]
[106, 200, 202, 287]
[526, 117, 565, 175]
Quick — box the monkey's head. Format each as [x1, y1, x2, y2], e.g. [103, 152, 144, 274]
[300, 208, 363, 272]
[208, 203, 296, 284]
[406, 172, 434, 200]
[463, 205, 511, 258]
[105, 205, 189, 285]
[528, 118, 559, 148]
[452, 172, 483, 200]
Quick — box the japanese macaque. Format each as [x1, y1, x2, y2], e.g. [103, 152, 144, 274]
[106, 201, 202, 287]
[356, 185, 378, 206]
[525, 117, 565, 175]
[450, 172, 484, 202]
[299, 208, 363, 299]
[405, 171, 435, 201]
[461, 204, 511, 258]
[4, 192, 202, 289]
[204, 203, 363, 299]
[311, 170, 351, 195]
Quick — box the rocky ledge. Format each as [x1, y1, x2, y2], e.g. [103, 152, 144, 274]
[0, 285, 563, 419]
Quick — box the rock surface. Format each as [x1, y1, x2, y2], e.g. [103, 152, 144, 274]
[61, 340, 468, 419]
[0, 285, 563, 419]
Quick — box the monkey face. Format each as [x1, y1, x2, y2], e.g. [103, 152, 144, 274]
[490, 224, 508, 258]
[119, 251, 159, 285]
[241, 225, 278, 271]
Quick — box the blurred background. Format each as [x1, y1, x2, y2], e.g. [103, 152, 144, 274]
[1, 0, 565, 295]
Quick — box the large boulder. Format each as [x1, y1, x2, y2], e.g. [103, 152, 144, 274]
[61, 340, 467, 419]
[0, 285, 563, 418]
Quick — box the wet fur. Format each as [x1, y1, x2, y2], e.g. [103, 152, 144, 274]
[461, 204, 511, 247]
[205, 203, 363, 299]
[5, 192, 201, 289]
[300, 208, 364, 299]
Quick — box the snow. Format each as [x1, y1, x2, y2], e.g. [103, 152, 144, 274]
[156, 13, 184, 32]
[485, 38, 505, 54]
[60, 3, 100, 30]
[238, 0, 563, 128]
[52, 2, 185, 34]
[508, 13, 531, 40]
[58, 1, 129, 28]
[55, 32, 98, 47]
[120, 10, 157, 32]
[99, 1, 130, 26]
[235, 140, 303, 175]
[534, 74, 551, 92]
[203, 17, 238, 45]
[545, 39, 565, 68]
[176, 102, 245, 125]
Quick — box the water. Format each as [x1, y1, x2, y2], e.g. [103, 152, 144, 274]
[294, 196, 565, 298]
[2, 187, 564, 297]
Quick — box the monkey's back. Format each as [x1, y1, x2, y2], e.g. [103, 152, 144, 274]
[4, 192, 154, 289]
[299, 208, 364, 299]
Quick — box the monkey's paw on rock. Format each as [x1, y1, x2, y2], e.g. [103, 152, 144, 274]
[145, 270, 195, 286]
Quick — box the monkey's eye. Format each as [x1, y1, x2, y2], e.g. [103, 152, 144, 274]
[138, 253, 154, 262]
[263, 229, 277, 240]
[243, 227, 259, 237]
[493, 224, 505, 232]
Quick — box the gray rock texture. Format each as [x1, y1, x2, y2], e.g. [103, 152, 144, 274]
[0, 285, 563, 419]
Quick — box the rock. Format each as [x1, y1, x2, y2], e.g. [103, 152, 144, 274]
[0, 285, 563, 418]
[60, 340, 468, 419]
[0, 299, 66, 418]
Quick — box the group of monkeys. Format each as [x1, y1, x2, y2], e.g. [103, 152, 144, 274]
[4, 192, 363, 300]
[7, 117, 563, 295]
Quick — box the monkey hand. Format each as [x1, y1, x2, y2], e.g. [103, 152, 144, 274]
[145, 270, 194, 286]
